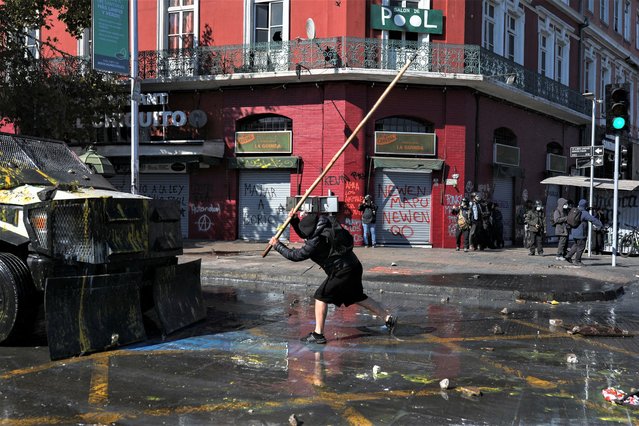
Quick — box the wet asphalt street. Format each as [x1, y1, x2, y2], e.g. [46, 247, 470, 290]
[1, 244, 639, 425]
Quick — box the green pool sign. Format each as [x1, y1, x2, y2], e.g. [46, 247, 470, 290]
[370, 4, 443, 34]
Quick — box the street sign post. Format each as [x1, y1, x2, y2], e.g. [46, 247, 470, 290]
[570, 146, 593, 157]
[575, 157, 593, 168]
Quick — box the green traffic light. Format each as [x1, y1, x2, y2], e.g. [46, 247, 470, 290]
[612, 116, 626, 130]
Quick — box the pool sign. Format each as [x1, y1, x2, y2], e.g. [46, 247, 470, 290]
[370, 4, 443, 34]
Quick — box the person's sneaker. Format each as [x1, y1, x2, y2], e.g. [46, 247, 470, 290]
[463, 248, 469, 252]
[528, 253, 535, 256]
[456, 247, 460, 251]
[300, 332, 327, 344]
[555, 256, 563, 261]
[385, 315, 398, 334]
[564, 257, 573, 263]
[574, 261, 584, 266]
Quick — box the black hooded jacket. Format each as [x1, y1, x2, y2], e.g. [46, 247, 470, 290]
[273, 215, 358, 273]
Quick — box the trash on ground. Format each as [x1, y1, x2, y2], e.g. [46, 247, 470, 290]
[391, 262, 397, 266]
[566, 324, 631, 337]
[289, 413, 301, 425]
[439, 378, 450, 390]
[491, 325, 504, 335]
[459, 386, 482, 397]
[602, 387, 639, 406]
[549, 319, 563, 326]
[566, 353, 578, 363]
[480, 347, 495, 351]
[500, 308, 509, 315]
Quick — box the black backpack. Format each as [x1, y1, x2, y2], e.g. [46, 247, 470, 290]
[321, 215, 354, 258]
[566, 207, 582, 227]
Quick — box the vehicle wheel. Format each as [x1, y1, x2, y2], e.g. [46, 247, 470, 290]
[618, 235, 633, 258]
[0, 253, 36, 343]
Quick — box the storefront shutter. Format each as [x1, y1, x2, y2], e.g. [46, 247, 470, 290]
[374, 169, 432, 246]
[238, 170, 290, 241]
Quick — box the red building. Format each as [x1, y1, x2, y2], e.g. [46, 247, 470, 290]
[12, 0, 639, 247]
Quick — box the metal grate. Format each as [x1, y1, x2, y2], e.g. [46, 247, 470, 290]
[28, 208, 49, 248]
[52, 202, 101, 263]
[0, 133, 93, 176]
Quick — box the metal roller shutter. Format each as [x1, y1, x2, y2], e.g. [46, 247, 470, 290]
[108, 174, 190, 237]
[374, 169, 432, 246]
[492, 177, 513, 246]
[238, 170, 290, 241]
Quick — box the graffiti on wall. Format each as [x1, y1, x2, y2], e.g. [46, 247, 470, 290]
[444, 193, 463, 237]
[378, 183, 430, 239]
[189, 182, 225, 239]
[242, 183, 287, 227]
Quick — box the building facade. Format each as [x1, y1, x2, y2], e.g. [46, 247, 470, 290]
[22, 0, 639, 246]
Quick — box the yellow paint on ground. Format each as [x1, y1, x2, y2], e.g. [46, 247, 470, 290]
[401, 373, 436, 385]
[526, 376, 556, 389]
[341, 406, 373, 426]
[88, 356, 110, 406]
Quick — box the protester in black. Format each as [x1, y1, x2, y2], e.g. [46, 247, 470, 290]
[451, 197, 471, 251]
[565, 199, 603, 266]
[552, 198, 570, 261]
[524, 200, 545, 255]
[490, 202, 504, 249]
[358, 195, 377, 247]
[269, 212, 397, 344]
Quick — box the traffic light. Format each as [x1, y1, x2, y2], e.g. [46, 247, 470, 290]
[620, 144, 629, 173]
[605, 83, 630, 133]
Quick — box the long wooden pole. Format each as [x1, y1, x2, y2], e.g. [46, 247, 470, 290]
[263, 53, 417, 257]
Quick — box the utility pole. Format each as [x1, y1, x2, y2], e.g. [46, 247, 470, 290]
[130, 0, 139, 195]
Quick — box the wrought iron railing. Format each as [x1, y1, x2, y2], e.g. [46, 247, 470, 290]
[138, 37, 591, 116]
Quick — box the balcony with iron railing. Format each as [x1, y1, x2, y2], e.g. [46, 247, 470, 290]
[137, 37, 592, 119]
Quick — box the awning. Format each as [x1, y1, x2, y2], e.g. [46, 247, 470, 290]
[371, 156, 444, 170]
[541, 175, 639, 191]
[228, 156, 300, 169]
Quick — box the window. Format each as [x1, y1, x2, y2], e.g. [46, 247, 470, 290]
[168, 0, 195, 50]
[24, 27, 39, 59]
[636, 10, 639, 49]
[482, 0, 524, 64]
[375, 116, 433, 133]
[613, 0, 622, 33]
[237, 114, 292, 131]
[244, 0, 290, 44]
[624, 0, 631, 40]
[555, 43, 564, 83]
[538, 17, 569, 84]
[493, 127, 517, 146]
[600, 61, 610, 103]
[601, 0, 609, 24]
[505, 13, 516, 61]
[482, 1, 496, 51]
[587, 0, 594, 13]
[539, 33, 548, 76]
[255, 1, 283, 43]
[584, 58, 594, 94]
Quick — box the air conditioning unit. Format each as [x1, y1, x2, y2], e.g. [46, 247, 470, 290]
[546, 153, 567, 173]
[493, 143, 520, 166]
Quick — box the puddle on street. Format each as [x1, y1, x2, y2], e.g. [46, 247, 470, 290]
[0, 283, 637, 425]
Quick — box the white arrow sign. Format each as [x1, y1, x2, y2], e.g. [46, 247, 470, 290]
[593, 145, 604, 155]
[594, 155, 604, 166]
